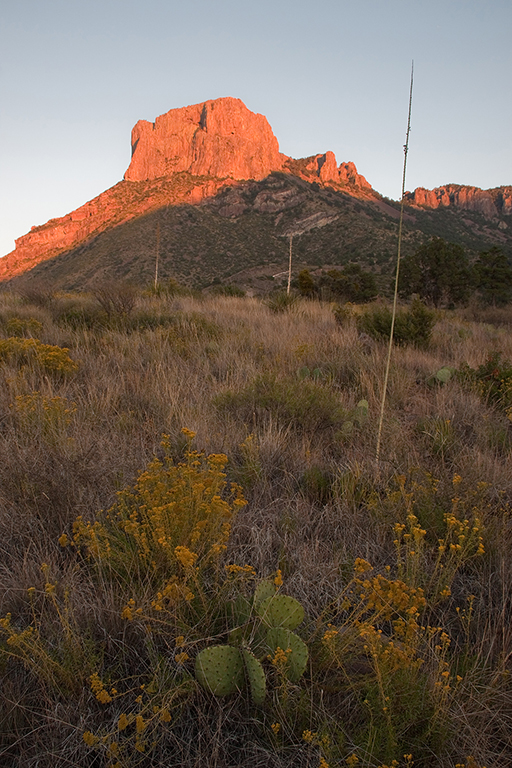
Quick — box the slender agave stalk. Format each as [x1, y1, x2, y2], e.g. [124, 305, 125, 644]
[287, 235, 293, 295]
[154, 221, 160, 291]
[376, 62, 414, 467]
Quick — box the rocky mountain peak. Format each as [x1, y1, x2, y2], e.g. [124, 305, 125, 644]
[124, 97, 286, 182]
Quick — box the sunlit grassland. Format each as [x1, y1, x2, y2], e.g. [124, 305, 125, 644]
[1, 287, 512, 768]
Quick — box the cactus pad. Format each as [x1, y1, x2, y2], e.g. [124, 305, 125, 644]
[266, 628, 308, 683]
[195, 645, 244, 696]
[256, 594, 304, 630]
[230, 594, 252, 625]
[253, 579, 276, 607]
[242, 648, 266, 704]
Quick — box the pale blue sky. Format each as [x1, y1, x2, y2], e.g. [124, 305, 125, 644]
[1, 0, 511, 257]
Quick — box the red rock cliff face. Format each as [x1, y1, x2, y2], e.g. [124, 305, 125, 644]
[302, 152, 371, 188]
[125, 97, 286, 182]
[406, 185, 512, 217]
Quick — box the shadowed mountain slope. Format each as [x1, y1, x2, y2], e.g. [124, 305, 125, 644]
[2, 97, 511, 292]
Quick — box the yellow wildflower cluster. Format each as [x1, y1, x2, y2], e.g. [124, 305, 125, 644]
[174, 545, 198, 570]
[83, 731, 99, 746]
[151, 578, 194, 611]
[0, 337, 79, 374]
[389, 472, 486, 601]
[358, 573, 426, 622]
[89, 672, 115, 704]
[354, 558, 373, 574]
[274, 569, 283, 587]
[68, 435, 247, 596]
[269, 646, 292, 673]
[225, 563, 256, 577]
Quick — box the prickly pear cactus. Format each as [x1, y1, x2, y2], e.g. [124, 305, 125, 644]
[256, 594, 304, 630]
[266, 627, 308, 683]
[195, 578, 309, 699]
[354, 399, 369, 425]
[242, 648, 266, 704]
[195, 645, 244, 696]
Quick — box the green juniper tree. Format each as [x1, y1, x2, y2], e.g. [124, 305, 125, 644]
[474, 246, 512, 306]
[319, 263, 378, 303]
[399, 236, 473, 307]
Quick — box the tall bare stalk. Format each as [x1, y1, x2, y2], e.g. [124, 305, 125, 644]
[287, 235, 293, 295]
[376, 62, 414, 467]
[154, 221, 160, 291]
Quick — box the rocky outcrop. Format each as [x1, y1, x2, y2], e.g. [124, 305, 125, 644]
[303, 152, 372, 189]
[406, 185, 512, 217]
[125, 97, 286, 182]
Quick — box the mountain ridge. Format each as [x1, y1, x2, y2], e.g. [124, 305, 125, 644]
[1, 97, 510, 289]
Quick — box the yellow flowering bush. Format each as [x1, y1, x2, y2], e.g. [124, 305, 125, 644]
[0, 336, 79, 374]
[68, 430, 246, 589]
[11, 391, 76, 445]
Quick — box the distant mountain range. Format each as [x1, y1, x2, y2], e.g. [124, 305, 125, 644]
[2, 97, 511, 293]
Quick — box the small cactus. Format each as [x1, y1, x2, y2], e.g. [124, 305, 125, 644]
[195, 578, 309, 699]
[195, 645, 244, 696]
[354, 399, 369, 425]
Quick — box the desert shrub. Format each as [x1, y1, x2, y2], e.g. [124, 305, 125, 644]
[301, 465, 334, 504]
[67, 430, 246, 590]
[93, 281, 138, 316]
[474, 246, 512, 307]
[134, 310, 222, 339]
[357, 299, 436, 348]
[214, 374, 346, 434]
[53, 299, 108, 330]
[297, 269, 318, 298]
[11, 392, 77, 447]
[332, 302, 356, 326]
[458, 351, 512, 412]
[2, 316, 44, 337]
[263, 291, 299, 313]
[148, 277, 190, 297]
[0, 337, 79, 375]
[16, 282, 55, 308]
[399, 237, 473, 307]
[210, 284, 246, 297]
[319, 264, 378, 303]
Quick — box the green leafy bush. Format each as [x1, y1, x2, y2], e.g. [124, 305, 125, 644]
[3, 317, 44, 337]
[458, 351, 512, 411]
[357, 299, 436, 348]
[214, 374, 346, 433]
[210, 284, 246, 297]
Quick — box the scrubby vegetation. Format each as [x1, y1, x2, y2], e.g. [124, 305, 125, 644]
[1, 285, 512, 767]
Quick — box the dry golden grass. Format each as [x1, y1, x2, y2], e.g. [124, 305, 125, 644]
[1, 288, 512, 767]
